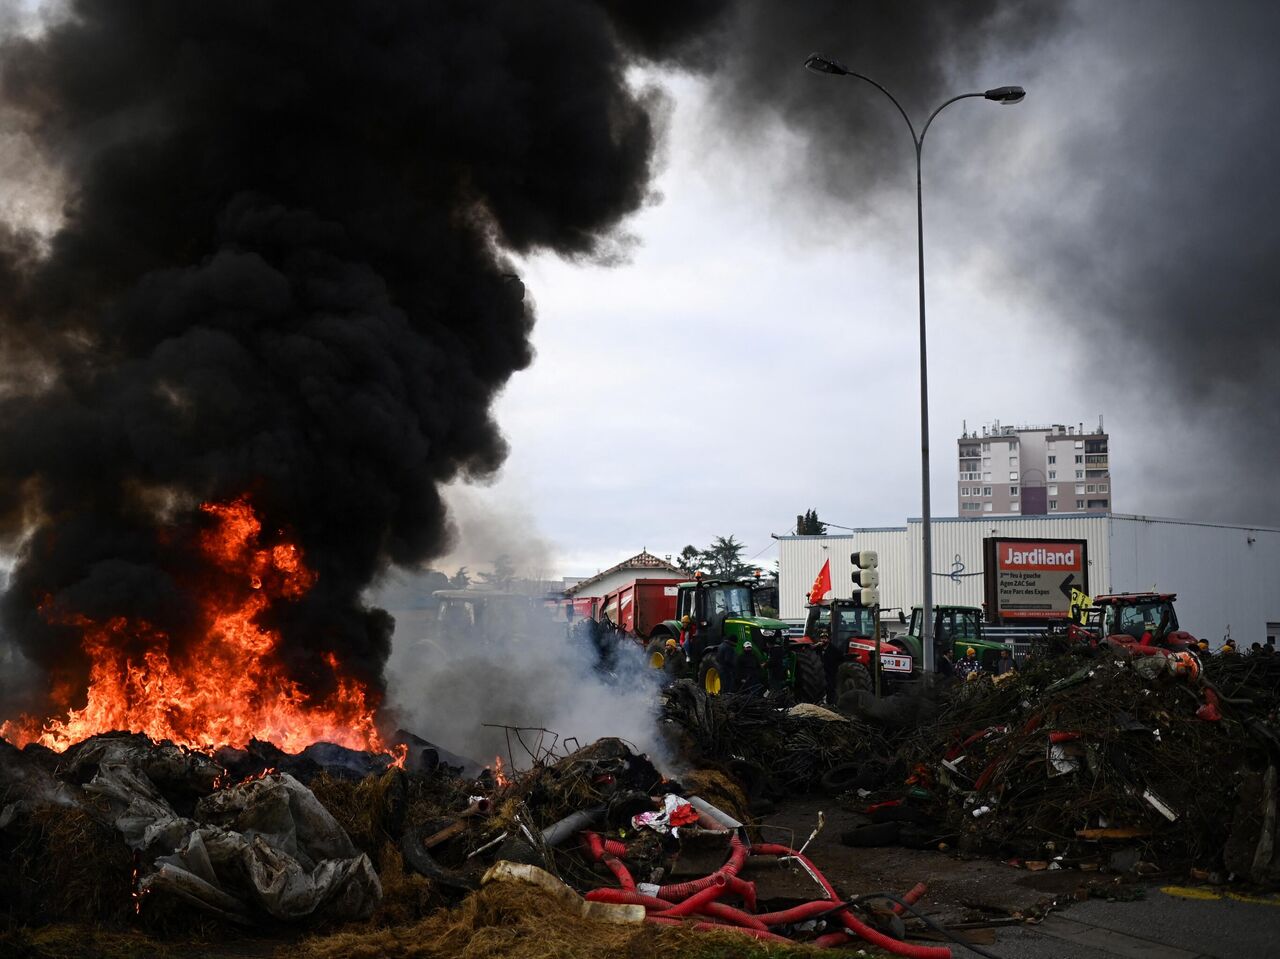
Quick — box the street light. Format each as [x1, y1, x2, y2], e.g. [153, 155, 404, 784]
[804, 53, 1024, 679]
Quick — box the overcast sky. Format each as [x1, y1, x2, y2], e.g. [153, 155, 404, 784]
[4, 1, 1274, 588]
[441, 1, 1269, 581]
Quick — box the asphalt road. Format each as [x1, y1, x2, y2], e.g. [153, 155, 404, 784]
[762, 797, 1280, 959]
[993, 888, 1280, 959]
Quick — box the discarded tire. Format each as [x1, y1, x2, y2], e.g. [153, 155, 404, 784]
[793, 647, 827, 703]
[819, 762, 864, 794]
[840, 822, 901, 847]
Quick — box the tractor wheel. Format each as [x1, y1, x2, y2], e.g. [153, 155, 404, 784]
[835, 662, 873, 702]
[793, 647, 826, 703]
[698, 654, 725, 696]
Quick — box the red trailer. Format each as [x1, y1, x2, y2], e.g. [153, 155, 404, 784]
[597, 577, 683, 642]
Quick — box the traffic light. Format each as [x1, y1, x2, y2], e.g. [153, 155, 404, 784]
[850, 551, 879, 608]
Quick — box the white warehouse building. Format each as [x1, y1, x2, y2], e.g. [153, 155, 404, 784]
[777, 513, 1280, 648]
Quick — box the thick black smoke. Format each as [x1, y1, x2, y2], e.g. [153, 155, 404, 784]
[0, 0, 727, 719]
[685, 1, 1278, 523]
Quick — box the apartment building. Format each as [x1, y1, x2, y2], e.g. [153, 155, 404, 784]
[957, 419, 1111, 516]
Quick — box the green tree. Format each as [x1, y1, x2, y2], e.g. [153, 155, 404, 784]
[449, 566, 471, 589]
[796, 509, 826, 535]
[703, 535, 753, 578]
[678, 544, 704, 572]
[477, 554, 516, 590]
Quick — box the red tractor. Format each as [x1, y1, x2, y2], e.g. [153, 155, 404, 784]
[1068, 592, 1204, 683]
[1070, 592, 1198, 650]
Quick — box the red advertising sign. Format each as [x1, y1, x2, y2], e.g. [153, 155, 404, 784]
[984, 537, 1088, 622]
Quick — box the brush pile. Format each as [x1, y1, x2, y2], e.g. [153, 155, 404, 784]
[659, 679, 887, 795]
[882, 649, 1280, 883]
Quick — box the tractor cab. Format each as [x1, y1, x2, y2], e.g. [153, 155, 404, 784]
[1093, 593, 1198, 650]
[904, 604, 1009, 672]
[673, 577, 756, 666]
[804, 600, 882, 661]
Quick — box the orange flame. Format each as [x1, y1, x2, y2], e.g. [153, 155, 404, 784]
[0, 497, 391, 756]
[492, 755, 510, 788]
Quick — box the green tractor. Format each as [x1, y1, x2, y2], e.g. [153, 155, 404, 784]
[899, 604, 1011, 675]
[646, 575, 825, 702]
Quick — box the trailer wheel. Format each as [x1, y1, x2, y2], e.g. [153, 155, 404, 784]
[698, 655, 724, 696]
[793, 647, 826, 703]
[835, 662, 873, 701]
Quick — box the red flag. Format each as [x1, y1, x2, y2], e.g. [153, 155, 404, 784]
[808, 559, 832, 604]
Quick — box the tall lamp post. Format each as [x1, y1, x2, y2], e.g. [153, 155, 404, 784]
[804, 53, 1024, 678]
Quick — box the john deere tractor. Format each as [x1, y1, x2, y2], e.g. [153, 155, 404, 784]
[646, 575, 825, 702]
[902, 604, 1011, 674]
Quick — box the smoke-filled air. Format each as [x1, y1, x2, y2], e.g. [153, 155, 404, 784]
[0, 0, 726, 747]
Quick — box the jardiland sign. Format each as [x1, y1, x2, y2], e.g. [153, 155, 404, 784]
[982, 536, 1089, 623]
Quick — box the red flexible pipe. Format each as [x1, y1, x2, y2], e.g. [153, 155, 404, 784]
[602, 837, 628, 857]
[603, 855, 635, 890]
[581, 832, 605, 861]
[749, 843, 840, 901]
[697, 901, 769, 931]
[891, 882, 928, 916]
[585, 888, 671, 909]
[812, 930, 853, 948]
[724, 874, 757, 911]
[655, 834, 749, 899]
[658, 876, 726, 918]
[835, 908, 951, 959]
[753, 899, 841, 926]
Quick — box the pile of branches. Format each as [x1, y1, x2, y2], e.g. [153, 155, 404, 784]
[898, 650, 1280, 877]
[660, 680, 886, 794]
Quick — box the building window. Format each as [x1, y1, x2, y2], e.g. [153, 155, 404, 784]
[1075, 470, 1084, 479]
[983, 457, 991, 467]
[1088, 499, 1109, 509]
[1049, 499, 1058, 510]
[983, 472, 991, 481]
[1009, 471, 1019, 481]
[1047, 455, 1057, 464]
[1048, 484, 1058, 495]
[983, 502, 993, 512]
[1100, 483, 1109, 492]
[982, 486, 992, 496]
[1009, 456, 1017, 466]
[1048, 470, 1057, 480]
[1075, 455, 1083, 464]
[962, 502, 981, 511]
[1010, 486, 1018, 496]
[1076, 499, 1085, 509]
[982, 442, 990, 451]
[1086, 484, 1096, 493]
[1075, 483, 1085, 494]
[1075, 440, 1084, 448]
[1009, 502, 1020, 513]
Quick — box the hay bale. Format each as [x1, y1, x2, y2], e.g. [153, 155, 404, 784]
[678, 769, 750, 827]
[1, 801, 133, 923]
[294, 882, 787, 959]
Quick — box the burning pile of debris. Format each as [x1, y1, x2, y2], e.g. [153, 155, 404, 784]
[847, 649, 1280, 885]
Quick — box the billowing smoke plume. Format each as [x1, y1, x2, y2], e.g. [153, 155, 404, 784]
[682, 0, 1278, 523]
[0, 1, 728, 723]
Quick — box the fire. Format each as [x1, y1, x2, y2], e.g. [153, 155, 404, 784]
[0, 497, 391, 756]
[492, 755, 511, 788]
